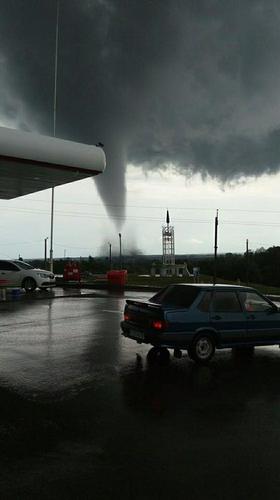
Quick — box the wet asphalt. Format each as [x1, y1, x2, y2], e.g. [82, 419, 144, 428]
[0, 290, 280, 499]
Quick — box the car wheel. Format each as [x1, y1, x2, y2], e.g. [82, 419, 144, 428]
[189, 334, 215, 364]
[22, 277, 37, 292]
[147, 347, 170, 365]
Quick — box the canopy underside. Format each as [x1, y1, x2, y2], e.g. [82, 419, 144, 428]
[0, 157, 99, 199]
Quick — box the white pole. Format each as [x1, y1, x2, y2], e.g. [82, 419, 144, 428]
[44, 237, 48, 268]
[50, 0, 60, 273]
[119, 233, 122, 269]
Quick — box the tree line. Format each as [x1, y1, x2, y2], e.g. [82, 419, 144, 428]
[29, 246, 280, 287]
[191, 246, 280, 286]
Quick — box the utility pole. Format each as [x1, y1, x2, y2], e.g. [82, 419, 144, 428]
[213, 209, 219, 285]
[108, 242, 112, 270]
[50, 0, 60, 273]
[119, 233, 122, 269]
[44, 237, 48, 269]
[246, 238, 249, 285]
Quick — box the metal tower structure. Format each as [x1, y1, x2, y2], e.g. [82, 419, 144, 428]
[162, 210, 175, 266]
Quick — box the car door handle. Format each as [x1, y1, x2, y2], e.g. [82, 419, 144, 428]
[247, 314, 256, 320]
[212, 315, 221, 320]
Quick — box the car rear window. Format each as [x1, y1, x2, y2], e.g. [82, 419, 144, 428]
[150, 285, 199, 308]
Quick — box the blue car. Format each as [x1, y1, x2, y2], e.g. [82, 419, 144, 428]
[121, 284, 280, 364]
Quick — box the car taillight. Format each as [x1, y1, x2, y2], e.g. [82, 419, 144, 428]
[124, 313, 130, 321]
[151, 320, 167, 330]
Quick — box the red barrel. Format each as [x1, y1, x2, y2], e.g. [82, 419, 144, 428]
[64, 261, 81, 282]
[72, 262, 81, 282]
[107, 270, 127, 287]
[63, 262, 73, 281]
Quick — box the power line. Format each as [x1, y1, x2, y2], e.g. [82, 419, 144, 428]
[54, 243, 94, 250]
[3, 198, 280, 214]
[2, 205, 280, 228]
[0, 239, 44, 247]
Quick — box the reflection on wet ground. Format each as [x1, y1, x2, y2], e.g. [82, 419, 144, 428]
[0, 292, 280, 498]
[0, 286, 155, 303]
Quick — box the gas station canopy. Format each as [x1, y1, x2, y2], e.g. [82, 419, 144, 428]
[0, 126, 106, 199]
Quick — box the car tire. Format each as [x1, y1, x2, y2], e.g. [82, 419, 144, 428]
[22, 277, 37, 292]
[189, 334, 215, 364]
[147, 347, 170, 365]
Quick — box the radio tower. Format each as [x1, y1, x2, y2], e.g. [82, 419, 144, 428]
[162, 210, 175, 267]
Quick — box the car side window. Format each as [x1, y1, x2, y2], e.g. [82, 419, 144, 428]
[239, 292, 273, 312]
[212, 291, 242, 313]
[197, 292, 211, 312]
[0, 261, 18, 271]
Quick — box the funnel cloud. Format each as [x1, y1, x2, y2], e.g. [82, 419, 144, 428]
[0, 1, 280, 220]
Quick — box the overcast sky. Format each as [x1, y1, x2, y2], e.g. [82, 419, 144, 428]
[1, 0, 280, 259]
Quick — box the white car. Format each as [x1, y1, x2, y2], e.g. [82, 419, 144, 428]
[0, 260, 56, 292]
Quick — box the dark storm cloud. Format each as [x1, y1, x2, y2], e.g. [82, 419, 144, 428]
[1, 0, 280, 221]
